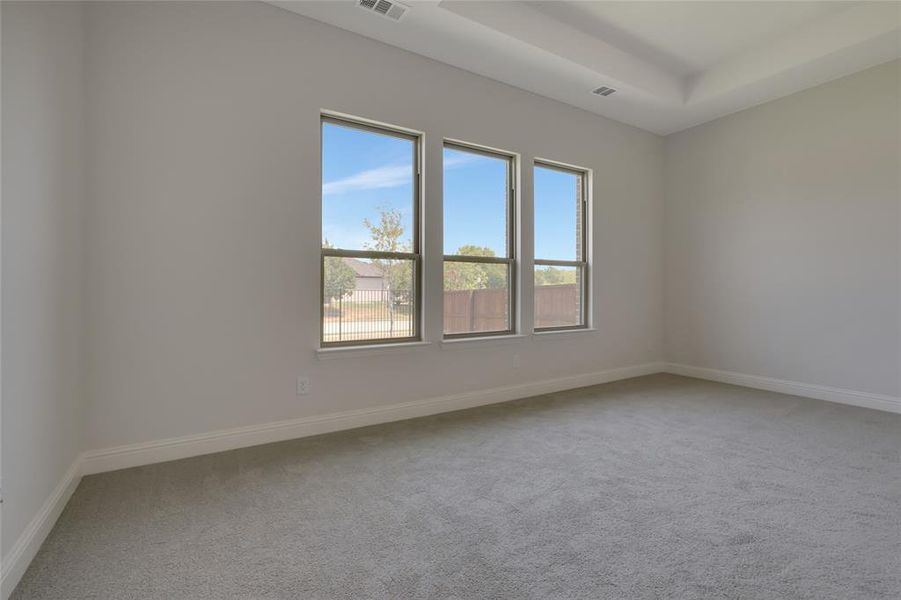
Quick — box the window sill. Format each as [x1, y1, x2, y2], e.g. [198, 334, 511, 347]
[315, 341, 432, 360]
[440, 334, 527, 350]
[532, 327, 597, 340]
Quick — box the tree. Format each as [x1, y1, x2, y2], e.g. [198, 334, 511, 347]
[534, 266, 578, 286]
[364, 208, 412, 333]
[364, 208, 413, 296]
[363, 209, 407, 254]
[444, 245, 507, 290]
[322, 240, 356, 304]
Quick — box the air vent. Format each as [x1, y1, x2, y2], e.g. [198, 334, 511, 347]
[358, 0, 408, 21]
[592, 86, 617, 97]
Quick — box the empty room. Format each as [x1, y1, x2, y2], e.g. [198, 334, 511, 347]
[2, 1, 899, 598]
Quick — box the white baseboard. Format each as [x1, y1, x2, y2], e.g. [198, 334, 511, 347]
[81, 362, 666, 475]
[664, 363, 901, 414]
[76, 360, 901, 477]
[1, 458, 82, 600]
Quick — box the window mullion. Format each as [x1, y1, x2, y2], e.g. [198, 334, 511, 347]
[534, 259, 584, 268]
[324, 248, 417, 261]
[443, 255, 512, 265]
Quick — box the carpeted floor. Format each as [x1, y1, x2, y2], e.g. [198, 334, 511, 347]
[12, 374, 901, 599]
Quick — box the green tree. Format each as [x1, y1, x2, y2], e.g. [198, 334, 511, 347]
[364, 208, 412, 333]
[363, 209, 407, 254]
[444, 245, 507, 290]
[364, 208, 413, 296]
[322, 240, 356, 303]
[534, 266, 578, 286]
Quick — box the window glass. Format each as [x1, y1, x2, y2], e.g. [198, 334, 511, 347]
[443, 147, 509, 258]
[444, 262, 510, 335]
[534, 165, 581, 261]
[534, 265, 582, 329]
[443, 144, 514, 336]
[534, 162, 588, 330]
[322, 121, 415, 252]
[321, 117, 420, 346]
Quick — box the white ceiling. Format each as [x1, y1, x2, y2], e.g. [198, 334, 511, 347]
[528, 1, 855, 75]
[269, 1, 901, 135]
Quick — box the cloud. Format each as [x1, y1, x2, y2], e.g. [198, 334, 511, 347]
[323, 164, 413, 196]
[323, 153, 480, 196]
[443, 152, 480, 169]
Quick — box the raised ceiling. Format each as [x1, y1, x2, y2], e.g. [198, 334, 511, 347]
[528, 1, 855, 75]
[269, 1, 901, 134]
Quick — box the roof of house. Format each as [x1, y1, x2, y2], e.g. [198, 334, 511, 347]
[342, 257, 383, 278]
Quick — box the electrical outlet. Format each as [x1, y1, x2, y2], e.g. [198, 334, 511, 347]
[296, 376, 311, 395]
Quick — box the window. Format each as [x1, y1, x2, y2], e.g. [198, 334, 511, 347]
[533, 162, 588, 330]
[320, 115, 421, 346]
[443, 142, 515, 337]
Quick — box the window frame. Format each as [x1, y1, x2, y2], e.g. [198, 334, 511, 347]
[532, 159, 590, 332]
[442, 140, 517, 340]
[319, 113, 423, 348]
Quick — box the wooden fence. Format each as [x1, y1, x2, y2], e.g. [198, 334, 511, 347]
[443, 283, 580, 333]
[444, 288, 508, 334]
[534, 283, 581, 328]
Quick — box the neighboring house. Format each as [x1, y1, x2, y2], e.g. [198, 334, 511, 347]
[343, 257, 385, 301]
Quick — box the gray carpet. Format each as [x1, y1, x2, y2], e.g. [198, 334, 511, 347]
[12, 374, 901, 599]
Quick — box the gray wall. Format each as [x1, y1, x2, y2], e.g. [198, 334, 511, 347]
[1, 2, 85, 557]
[664, 61, 900, 397]
[82, 1, 665, 450]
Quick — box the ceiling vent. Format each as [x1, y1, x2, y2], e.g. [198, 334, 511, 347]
[358, 0, 408, 22]
[592, 86, 617, 97]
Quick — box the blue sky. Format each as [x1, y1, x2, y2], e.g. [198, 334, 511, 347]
[534, 165, 580, 261]
[443, 147, 507, 256]
[322, 122, 580, 259]
[322, 122, 415, 250]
